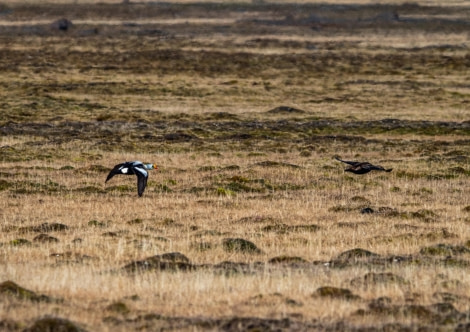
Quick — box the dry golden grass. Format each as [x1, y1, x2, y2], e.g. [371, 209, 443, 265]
[1, 1, 470, 331]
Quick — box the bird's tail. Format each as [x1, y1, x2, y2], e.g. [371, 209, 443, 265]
[385, 168, 393, 172]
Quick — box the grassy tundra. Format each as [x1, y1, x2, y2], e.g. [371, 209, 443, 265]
[1, 1, 470, 331]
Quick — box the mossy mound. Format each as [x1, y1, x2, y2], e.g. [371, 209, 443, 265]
[19, 222, 69, 233]
[288, 224, 320, 232]
[236, 215, 276, 224]
[409, 209, 439, 223]
[266, 106, 306, 114]
[33, 233, 59, 243]
[420, 243, 470, 256]
[159, 252, 191, 263]
[268, 255, 309, 265]
[190, 241, 213, 251]
[0, 281, 50, 302]
[261, 223, 319, 234]
[88, 220, 108, 227]
[23, 317, 86, 332]
[211, 261, 254, 275]
[0, 179, 13, 191]
[350, 272, 408, 288]
[0, 319, 21, 331]
[222, 238, 263, 254]
[122, 252, 194, 273]
[106, 301, 130, 314]
[356, 298, 463, 325]
[312, 286, 361, 300]
[9, 238, 31, 246]
[433, 292, 467, 303]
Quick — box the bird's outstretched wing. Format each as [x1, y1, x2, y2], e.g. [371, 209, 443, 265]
[133, 164, 149, 197]
[364, 163, 382, 171]
[370, 164, 392, 172]
[105, 162, 128, 183]
[334, 156, 361, 167]
[362, 163, 393, 172]
[137, 175, 148, 197]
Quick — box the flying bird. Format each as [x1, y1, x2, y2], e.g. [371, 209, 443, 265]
[334, 156, 392, 175]
[105, 161, 157, 197]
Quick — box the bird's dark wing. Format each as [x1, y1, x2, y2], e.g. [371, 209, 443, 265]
[362, 163, 393, 172]
[137, 175, 148, 197]
[105, 162, 128, 183]
[335, 157, 361, 167]
[133, 164, 149, 197]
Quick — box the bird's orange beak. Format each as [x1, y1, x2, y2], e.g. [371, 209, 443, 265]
[153, 164, 158, 170]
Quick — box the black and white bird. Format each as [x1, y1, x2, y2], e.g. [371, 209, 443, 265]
[335, 156, 392, 175]
[105, 161, 157, 197]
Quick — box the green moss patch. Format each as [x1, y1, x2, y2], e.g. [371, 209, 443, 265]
[0, 280, 51, 302]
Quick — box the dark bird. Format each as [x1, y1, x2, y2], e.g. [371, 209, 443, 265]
[105, 161, 157, 197]
[335, 157, 392, 174]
